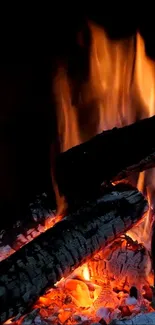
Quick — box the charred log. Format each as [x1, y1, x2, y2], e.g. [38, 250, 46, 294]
[0, 184, 147, 323]
[87, 236, 151, 289]
[0, 192, 56, 260]
[56, 115, 155, 204]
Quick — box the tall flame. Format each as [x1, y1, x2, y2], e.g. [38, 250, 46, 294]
[53, 21, 155, 224]
[53, 21, 155, 153]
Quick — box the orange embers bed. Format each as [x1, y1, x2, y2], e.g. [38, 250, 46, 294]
[4, 234, 154, 324]
[30, 234, 154, 323]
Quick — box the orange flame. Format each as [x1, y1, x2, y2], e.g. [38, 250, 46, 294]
[53, 20, 155, 241]
[3, 20, 155, 325]
[53, 21, 155, 153]
[127, 184, 154, 250]
[49, 36, 155, 325]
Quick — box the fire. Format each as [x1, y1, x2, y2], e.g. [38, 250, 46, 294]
[127, 174, 154, 249]
[53, 20, 155, 215]
[2, 21, 155, 324]
[45, 21, 155, 323]
[0, 214, 62, 262]
[54, 21, 155, 154]
[83, 265, 90, 281]
[10, 237, 153, 324]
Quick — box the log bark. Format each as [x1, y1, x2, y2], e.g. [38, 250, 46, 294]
[0, 183, 147, 323]
[56, 115, 155, 204]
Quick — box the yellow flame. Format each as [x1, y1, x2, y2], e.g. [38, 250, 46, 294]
[83, 265, 90, 281]
[137, 171, 145, 193]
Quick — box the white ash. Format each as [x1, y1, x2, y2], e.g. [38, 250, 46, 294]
[96, 307, 110, 319]
[96, 307, 120, 323]
[109, 311, 155, 324]
[34, 315, 47, 325]
[125, 296, 138, 305]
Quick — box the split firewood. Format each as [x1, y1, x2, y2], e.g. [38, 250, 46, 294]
[56, 115, 155, 204]
[0, 183, 147, 323]
[109, 311, 155, 324]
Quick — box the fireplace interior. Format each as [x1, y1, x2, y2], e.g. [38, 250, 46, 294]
[0, 10, 155, 325]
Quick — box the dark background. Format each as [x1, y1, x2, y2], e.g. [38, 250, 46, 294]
[0, 10, 154, 228]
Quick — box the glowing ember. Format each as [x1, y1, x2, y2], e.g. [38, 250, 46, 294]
[4, 237, 154, 324]
[0, 213, 62, 262]
[36, 235, 153, 323]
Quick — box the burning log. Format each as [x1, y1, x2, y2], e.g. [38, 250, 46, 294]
[109, 311, 155, 324]
[0, 183, 147, 323]
[87, 236, 151, 289]
[56, 115, 155, 203]
[0, 193, 56, 261]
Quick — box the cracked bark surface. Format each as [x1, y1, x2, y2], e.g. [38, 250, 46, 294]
[56, 115, 155, 204]
[0, 183, 148, 323]
[87, 236, 151, 288]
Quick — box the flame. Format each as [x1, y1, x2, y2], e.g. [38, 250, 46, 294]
[128, 173, 154, 249]
[83, 265, 90, 281]
[44, 214, 63, 230]
[53, 21, 155, 154]
[2, 20, 155, 325]
[53, 21, 155, 222]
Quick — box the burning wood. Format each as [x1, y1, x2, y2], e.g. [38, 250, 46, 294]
[0, 193, 58, 262]
[1, 19, 155, 325]
[87, 236, 151, 290]
[0, 183, 147, 323]
[5, 236, 153, 324]
[56, 115, 155, 204]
